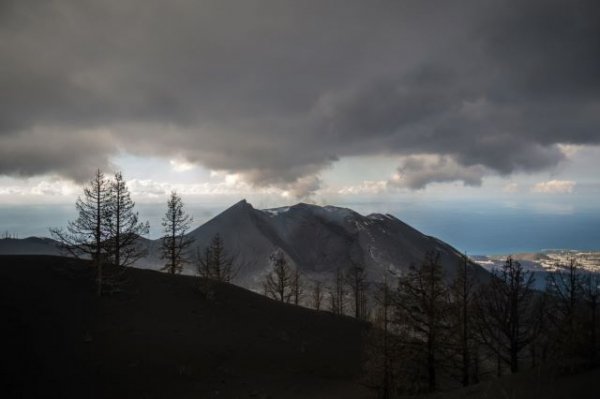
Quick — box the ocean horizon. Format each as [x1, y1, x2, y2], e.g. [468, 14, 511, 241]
[2, 201, 598, 256]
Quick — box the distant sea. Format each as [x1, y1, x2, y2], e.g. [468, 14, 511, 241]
[344, 200, 600, 256]
[390, 207, 600, 256]
[1, 201, 599, 256]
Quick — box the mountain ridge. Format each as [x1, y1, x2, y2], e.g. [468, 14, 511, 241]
[164, 199, 487, 287]
[0, 200, 488, 289]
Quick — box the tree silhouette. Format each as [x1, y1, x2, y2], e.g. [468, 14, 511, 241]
[329, 267, 346, 315]
[448, 253, 478, 386]
[291, 267, 303, 305]
[545, 257, 584, 362]
[475, 256, 542, 374]
[161, 191, 194, 274]
[311, 280, 324, 310]
[106, 172, 150, 269]
[365, 272, 395, 398]
[196, 233, 238, 283]
[345, 263, 369, 320]
[581, 271, 600, 366]
[396, 251, 449, 392]
[263, 251, 293, 302]
[50, 169, 111, 296]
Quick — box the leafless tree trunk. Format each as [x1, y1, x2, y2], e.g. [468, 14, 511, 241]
[362, 271, 396, 398]
[582, 271, 600, 366]
[449, 252, 477, 386]
[291, 268, 303, 305]
[346, 263, 369, 320]
[106, 171, 150, 269]
[311, 280, 324, 310]
[474, 256, 541, 374]
[329, 267, 346, 315]
[50, 169, 111, 296]
[263, 251, 293, 302]
[396, 251, 449, 392]
[545, 257, 583, 360]
[196, 233, 240, 283]
[161, 191, 194, 274]
[379, 274, 394, 398]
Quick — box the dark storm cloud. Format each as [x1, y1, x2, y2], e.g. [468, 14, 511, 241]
[0, 0, 599, 192]
[390, 155, 487, 190]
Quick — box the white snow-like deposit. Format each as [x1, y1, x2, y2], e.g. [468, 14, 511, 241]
[262, 207, 290, 216]
[367, 213, 395, 222]
[319, 205, 358, 224]
[323, 205, 355, 217]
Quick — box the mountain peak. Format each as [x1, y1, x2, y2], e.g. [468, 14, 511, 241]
[231, 199, 253, 209]
[291, 202, 318, 209]
[209, 199, 255, 219]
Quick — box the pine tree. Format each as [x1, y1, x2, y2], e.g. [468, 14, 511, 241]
[161, 191, 194, 274]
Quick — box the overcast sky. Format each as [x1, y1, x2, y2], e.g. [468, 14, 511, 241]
[1, 0, 599, 248]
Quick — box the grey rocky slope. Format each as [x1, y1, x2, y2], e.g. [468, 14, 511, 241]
[143, 200, 487, 288]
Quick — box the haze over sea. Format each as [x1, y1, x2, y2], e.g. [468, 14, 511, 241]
[2, 200, 598, 256]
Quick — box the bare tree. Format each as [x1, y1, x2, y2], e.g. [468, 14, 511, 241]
[345, 263, 369, 320]
[396, 251, 449, 392]
[370, 272, 395, 398]
[161, 191, 194, 274]
[311, 280, 324, 310]
[196, 233, 238, 283]
[263, 251, 293, 302]
[50, 169, 111, 296]
[581, 271, 600, 366]
[197, 246, 212, 281]
[475, 256, 541, 374]
[106, 171, 150, 269]
[448, 253, 478, 386]
[544, 259, 600, 367]
[545, 257, 583, 360]
[329, 267, 346, 315]
[291, 267, 303, 305]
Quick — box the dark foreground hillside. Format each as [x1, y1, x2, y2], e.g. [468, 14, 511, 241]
[425, 366, 600, 399]
[0, 256, 371, 399]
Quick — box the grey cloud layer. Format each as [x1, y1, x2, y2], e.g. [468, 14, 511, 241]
[1, 0, 598, 194]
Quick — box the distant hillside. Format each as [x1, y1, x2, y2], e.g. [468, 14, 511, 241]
[143, 200, 488, 288]
[0, 255, 370, 399]
[0, 237, 60, 255]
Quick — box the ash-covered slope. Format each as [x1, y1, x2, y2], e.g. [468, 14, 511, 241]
[1, 255, 368, 398]
[163, 200, 486, 287]
[184, 199, 287, 284]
